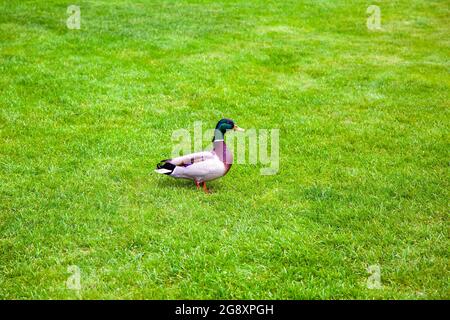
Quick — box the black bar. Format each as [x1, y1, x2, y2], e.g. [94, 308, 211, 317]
[0, 300, 444, 318]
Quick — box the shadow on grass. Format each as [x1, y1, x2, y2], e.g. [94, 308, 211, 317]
[154, 175, 221, 194]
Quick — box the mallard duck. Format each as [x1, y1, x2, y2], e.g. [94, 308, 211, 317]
[155, 119, 245, 193]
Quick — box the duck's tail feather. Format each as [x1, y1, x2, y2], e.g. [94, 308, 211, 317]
[155, 160, 176, 175]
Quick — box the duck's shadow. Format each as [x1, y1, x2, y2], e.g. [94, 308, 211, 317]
[155, 177, 221, 193]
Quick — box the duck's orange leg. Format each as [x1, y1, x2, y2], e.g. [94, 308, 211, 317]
[202, 182, 210, 193]
[195, 180, 200, 189]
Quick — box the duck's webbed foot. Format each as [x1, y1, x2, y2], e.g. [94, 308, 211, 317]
[202, 182, 210, 194]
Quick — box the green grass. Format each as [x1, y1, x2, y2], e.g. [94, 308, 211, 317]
[0, 0, 448, 299]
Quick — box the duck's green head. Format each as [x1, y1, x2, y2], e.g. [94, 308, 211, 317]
[213, 118, 245, 141]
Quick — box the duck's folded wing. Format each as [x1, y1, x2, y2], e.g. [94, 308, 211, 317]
[171, 158, 224, 180]
[168, 151, 215, 166]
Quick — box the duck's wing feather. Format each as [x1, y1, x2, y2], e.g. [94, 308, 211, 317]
[157, 150, 225, 181]
[167, 151, 215, 166]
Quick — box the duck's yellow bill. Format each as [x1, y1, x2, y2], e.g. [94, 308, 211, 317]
[234, 125, 245, 132]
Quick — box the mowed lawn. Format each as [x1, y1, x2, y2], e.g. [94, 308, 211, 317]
[0, 0, 448, 299]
